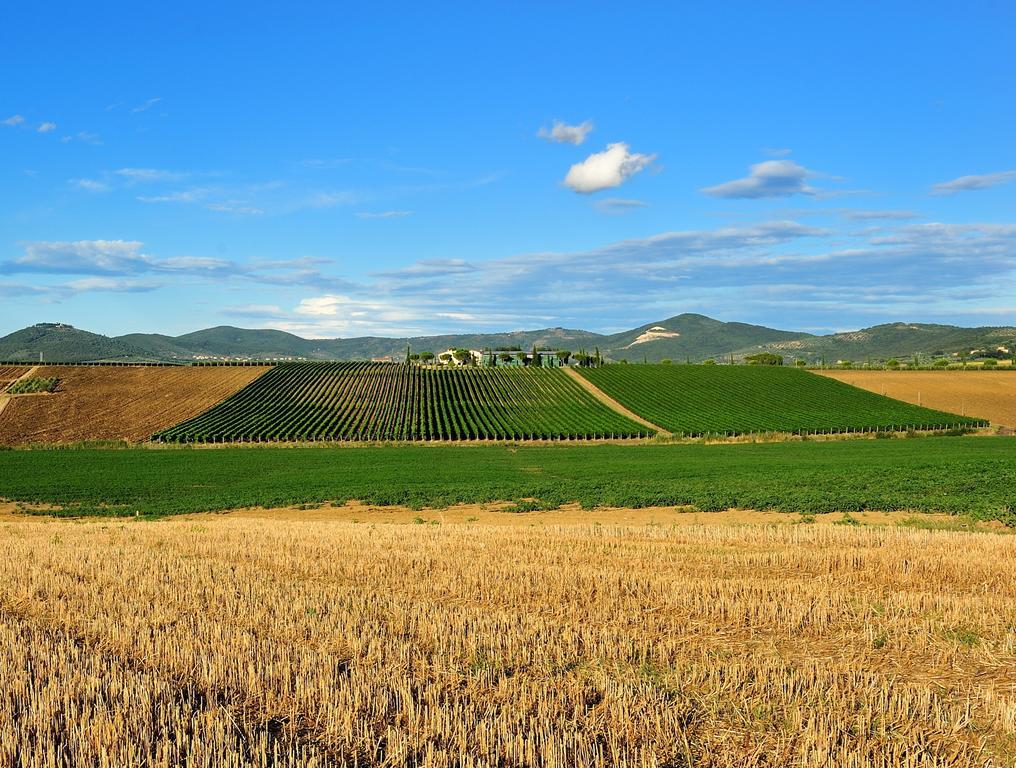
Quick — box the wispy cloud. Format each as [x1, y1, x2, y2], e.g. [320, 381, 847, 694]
[65, 277, 161, 293]
[114, 167, 188, 182]
[60, 131, 102, 145]
[355, 210, 413, 219]
[2, 114, 25, 126]
[538, 120, 594, 145]
[132, 97, 162, 113]
[138, 189, 209, 204]
[69, 178, 110, 193]
[931, 171, 1016, 195]
[206, 202, 266, 216]
[1, 240, 355, 295]
[37, 121, 57, 133]
[703, 160, 819, 199]
[840, 209, 918, 221]
[564, 142, 656, 194]
[595, 198, 648, 214]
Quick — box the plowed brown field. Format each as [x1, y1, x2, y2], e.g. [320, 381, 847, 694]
[818, 370, 1016, 428]
[0, 366, 31, 389]
[0, 365, 269, 445]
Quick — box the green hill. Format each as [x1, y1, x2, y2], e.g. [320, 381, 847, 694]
[601, 314, 812, 362]
[0, 323, 155, 363]
[745, 322, 1016, 364]
[3, 316, 1013, 365]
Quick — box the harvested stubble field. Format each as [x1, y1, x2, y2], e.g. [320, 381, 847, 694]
[819, 370, 1016, 428]
[0, 365, 270, 445]
[0, 515, 1014, 767]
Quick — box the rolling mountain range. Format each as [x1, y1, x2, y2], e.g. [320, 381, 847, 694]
[1, 316, 1013, 364]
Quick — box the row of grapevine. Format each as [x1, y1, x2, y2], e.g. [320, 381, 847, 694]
[578, 365, 987, 436]
[153, 362, 650, 442]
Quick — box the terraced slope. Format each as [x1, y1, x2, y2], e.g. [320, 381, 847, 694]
[155, 362, 650, 442]
[0, 365, 271, 445]
[577, 365, 985, 436]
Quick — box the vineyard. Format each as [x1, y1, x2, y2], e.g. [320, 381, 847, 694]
[155, 362, 649, 442]
[578, 365, 986, 436]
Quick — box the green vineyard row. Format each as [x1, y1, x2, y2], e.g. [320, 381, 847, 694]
[154, 362, 649, 442]
[578, 365, 986, 436]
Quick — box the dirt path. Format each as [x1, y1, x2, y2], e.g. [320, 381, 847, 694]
[563, 366, 671, 436]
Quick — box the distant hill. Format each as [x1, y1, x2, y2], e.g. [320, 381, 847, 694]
[600, 314, 813, 362]
[1, 316, 1013, 364]
[748, 322, 1016, 364]
[0, 323, 157, 363]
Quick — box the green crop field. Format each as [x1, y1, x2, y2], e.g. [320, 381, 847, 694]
[154, 362, 649, 442]
[1, 437, 1013, 521]
[578, 365, 985, 436]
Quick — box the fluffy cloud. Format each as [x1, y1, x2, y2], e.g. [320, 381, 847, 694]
[538, 120, 594, 145]
[37, 122, 56, 133]
[702, 160, 817, 199]
[563, 143, 656, 194]
[931, 171, 1016, 195]
[2, 115, 25, 126]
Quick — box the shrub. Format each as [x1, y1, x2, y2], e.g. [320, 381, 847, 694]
[7, 377, 58, 395]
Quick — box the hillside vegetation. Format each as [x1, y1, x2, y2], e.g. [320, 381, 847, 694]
[578, 365, 983, 436]
[155, 362, 649, 443]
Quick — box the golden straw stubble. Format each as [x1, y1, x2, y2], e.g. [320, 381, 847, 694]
[0, 517, 1013, 766]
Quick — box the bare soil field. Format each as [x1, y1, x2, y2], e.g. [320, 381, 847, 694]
[0, 365, 269, 445]
[0, 514, 1012, 766]
[819, 370, 1016, 428]
[0, 365, 31, 389]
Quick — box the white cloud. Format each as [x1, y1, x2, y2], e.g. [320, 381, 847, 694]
[563, 142, 656, 194]
[2, 114, 25, 126]
[37, 122, 56, 133]
[538, 120, 594, 145]
[703, 160, 818, 199]
[355, 210, 413, 219]
[69, 178, 110, 193]
[931, 171, 1016, 195]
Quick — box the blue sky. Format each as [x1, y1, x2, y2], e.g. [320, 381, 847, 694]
[2, 2, 1015, 338]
